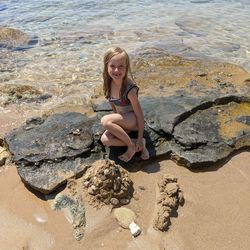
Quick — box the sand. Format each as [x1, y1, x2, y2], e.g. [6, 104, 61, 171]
[0, 151, 249, 250]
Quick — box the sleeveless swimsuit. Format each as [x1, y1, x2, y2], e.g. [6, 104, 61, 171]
[108, 82, 139, 114]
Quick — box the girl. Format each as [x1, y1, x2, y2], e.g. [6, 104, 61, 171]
[100, 47, 149, 162]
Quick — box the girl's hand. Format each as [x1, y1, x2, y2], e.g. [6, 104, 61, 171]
[135, 138, 143, 152]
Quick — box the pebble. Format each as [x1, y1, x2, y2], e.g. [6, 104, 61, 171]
[138, 185, 146, 191]
[129, 222, 141, 237]
[110, 198, 119, 206]
[104, 169, 110, 176]
[88, 185, 98, 195]
[120, 198, 130, 205]
[83, 181, 90, 188]
[196, 72, 207, 77]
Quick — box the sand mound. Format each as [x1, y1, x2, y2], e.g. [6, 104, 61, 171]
[83, 159, 133, 207]
[154, 174, 184, 231]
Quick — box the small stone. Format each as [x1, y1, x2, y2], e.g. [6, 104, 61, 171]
[129, 222, 141, 237]
[25, 126, 33, 130]
[133, 191, 139, 201]
[88, 185, 98, 195]
[196, 72, 207, 77]
[120, 198, 130, 205]
[178, 190, 185, 205]
[71, 129, 81, 135]
[83, 181, 90, 188]
[110, 198, 119, 206]
[104, 169, 110, 176]
[138, 185, 146, 191]
[163, 174, 177, 183]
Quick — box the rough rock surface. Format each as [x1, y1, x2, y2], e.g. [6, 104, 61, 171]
[5, 112, 102, 193]
[5, 93, 250, 193]
[154, 174, 184, 231]
[93, 93, 250, 168]
[83, 159, 133, 207]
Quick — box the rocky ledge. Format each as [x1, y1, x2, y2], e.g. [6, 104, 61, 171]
[3, 51, 250, 194]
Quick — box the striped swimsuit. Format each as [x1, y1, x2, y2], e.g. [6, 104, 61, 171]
[108, 82, 139, 114]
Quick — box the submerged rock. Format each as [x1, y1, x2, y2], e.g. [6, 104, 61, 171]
[0, 27, 29, 49]
[0, 84, 51, 106]
[0, 27, 38, 49]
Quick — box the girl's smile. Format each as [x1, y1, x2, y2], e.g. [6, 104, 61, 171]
[108, 53, 127, 83]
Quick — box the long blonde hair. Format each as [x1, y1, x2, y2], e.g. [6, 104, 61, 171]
[103, 47, 135, 99]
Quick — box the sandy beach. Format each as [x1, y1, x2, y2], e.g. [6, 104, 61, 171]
[0, 150, 249, 250]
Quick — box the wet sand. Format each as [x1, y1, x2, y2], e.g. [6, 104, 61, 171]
[0, 151, 249, 250]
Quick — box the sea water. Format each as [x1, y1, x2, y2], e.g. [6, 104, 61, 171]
[1, 0, 250, 102]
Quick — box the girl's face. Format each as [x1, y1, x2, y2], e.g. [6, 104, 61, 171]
[107, 53, 127, 83]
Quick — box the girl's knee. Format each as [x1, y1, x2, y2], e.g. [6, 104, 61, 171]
[100, 133, 110, 146]
[101, 116, 108, 126]
[101, 116, 113, 129]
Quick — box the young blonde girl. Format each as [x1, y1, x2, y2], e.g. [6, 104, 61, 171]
[100, 47, 149, 162]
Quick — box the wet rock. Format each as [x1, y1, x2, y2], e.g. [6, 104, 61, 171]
[171, 102, 250, 167]
[0, 27, 29, 49]
[0, 84, 51, 106]
[5, 112, 102, 193]
[154, 174, 184, 231]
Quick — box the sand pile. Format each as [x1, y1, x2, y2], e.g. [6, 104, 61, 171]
[83, 159, 133, 207]
[154, 174, 184, 231]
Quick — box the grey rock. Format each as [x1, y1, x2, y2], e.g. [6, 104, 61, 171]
[6, 112, 95, 163]
[4, 91, 250, 194]
[236, 116, 250, 125]
[5, 112, 102, 193]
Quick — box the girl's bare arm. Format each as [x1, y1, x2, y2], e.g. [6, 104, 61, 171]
[128, 88, 144, 149]
[110, 102, 117, 113]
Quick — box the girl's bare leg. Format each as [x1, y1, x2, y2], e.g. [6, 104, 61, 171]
[101, 130, 126, 147]
[101, 112, 137, 162]
[140, 138, 149, 160]
[131, 138, 149, 160]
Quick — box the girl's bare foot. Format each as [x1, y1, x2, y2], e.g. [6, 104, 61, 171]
[140, 138, 149, 160]
[118, 144, 136, 162]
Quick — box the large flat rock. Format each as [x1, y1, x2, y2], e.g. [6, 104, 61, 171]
[5, 112, 102, 193]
